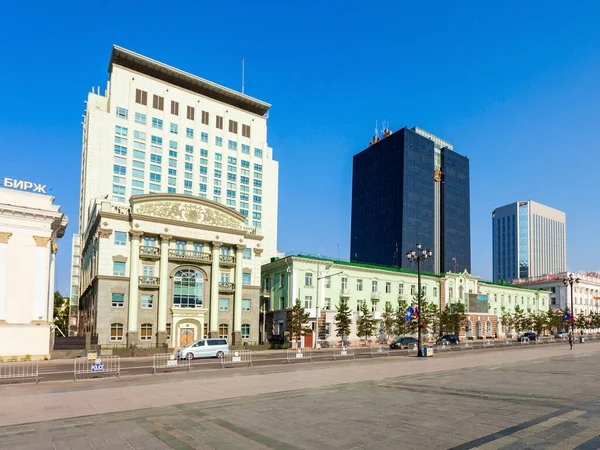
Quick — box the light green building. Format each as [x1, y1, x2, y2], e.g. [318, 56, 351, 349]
[260, 255, 551, 346]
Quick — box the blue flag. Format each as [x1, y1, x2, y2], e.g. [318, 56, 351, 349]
[406, 306, 414, 323]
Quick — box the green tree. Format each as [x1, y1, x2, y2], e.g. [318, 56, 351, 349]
[545, 308, 562, 334]
[356, 301, 375, 343]
[53, 291, 68, 336]
[532, 311, 546, 335]
[286, 299, 311, 346]
[512, 305, 526, 333]
[440, 302, 467, 335]
[501, 307, 514, 336]
[421, 300, 440, 337]
[394, 299, 417, 336]
[521, 308, 534, 332]
[379, 301, 395, 341]
[333, 298, 352, 345]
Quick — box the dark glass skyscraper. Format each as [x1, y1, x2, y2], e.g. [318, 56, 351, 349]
[350, 126, 471, 274]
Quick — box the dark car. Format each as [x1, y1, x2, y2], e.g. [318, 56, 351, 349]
[437, 334, 460, 345]
[268, 335, 285, 345]
[517, 332, 537, 342]
[390, 337, 419, 349]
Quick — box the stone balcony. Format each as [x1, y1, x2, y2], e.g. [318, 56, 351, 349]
[219, 281, 235, 293]
[139, 276, 160, 288]
[219, 254, 235, 266]
[169, 249, 212, 264]
[139, 246, 160, 259]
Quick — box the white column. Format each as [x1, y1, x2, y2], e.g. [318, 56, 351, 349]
[210, 241, 222, 336]
[233, 245, 245, 342]
[127, 231, 143, 341]
[46, 244, 57, 323]
[157, 234, 172, 342]
[32, 236, 52, 321]
[0, 233, 11, 322]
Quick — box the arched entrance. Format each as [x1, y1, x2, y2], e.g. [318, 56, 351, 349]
[486, 321, 492, 337]
[475, 320, 482, 338]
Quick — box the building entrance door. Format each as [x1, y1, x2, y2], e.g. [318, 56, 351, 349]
[304, 332, 313, 349]
[476, 321, 482, 338]
[180, 328, 194, 347]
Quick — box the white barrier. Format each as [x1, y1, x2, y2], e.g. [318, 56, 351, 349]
[502, 339, 513, 346]
[520, 337, 530, 345]
[153, 353, 191, 373]
[534, 337, 543, 345]
[407, 344, 418, 356]
[74, 356, 120, 381]
[462, 341, 475, 350]
[333, 347, 355, 361]
[221, 350, 253, 368]
[547, 336, 556, 343]
[286, 348, 313, 364]
[0, 360, 39, 384]
[484, 340, 495, 348]
[436, 342, 452, 352]
[370, 345, 390, 357]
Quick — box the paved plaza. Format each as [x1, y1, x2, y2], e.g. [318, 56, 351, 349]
[2, 343, 600, 449]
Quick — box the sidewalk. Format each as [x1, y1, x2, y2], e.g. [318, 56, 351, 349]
[1, 341, 598, 428]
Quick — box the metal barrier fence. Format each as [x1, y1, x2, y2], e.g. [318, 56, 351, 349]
[461, 342, 475, 350]
[286, 348, 313, 364]
[333, 347, 355, 361]
[547, 336, 556, 343]
[407, 344, 418, 356]
[153, 353, 191, 374]
[0, 360, 39, 384]
[74, 356, 120, 381]
[520, 337, 530, 345]
[370, 345, 390, 357]
[534, 337, 543, 345]
[484, 340, 495, 348]
[436, 342, 452, 352]
[502, 339, 513, 346]
[221, 350, 253, 368]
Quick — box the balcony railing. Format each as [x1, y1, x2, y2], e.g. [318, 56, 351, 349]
[219, 254, 235, 265]
[219, 281, 235, 292]
[261, 289, 270, 297]
[139, 276, 160, 287]
[168, 249, 212, 263]
[340, 289, 350, 297]
[140, 246, 160, 258]
[371, 291, 381, 299]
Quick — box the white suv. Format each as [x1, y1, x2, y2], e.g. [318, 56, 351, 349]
[176, 338, 230, 360]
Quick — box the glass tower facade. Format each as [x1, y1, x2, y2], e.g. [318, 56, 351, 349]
[351, 127, 471, 274]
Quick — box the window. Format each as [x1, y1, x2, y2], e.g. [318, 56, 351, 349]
[386, 282, 391, 294]
[218, 324, 229, 339]
[152, 117, 163, 129]
[113, 261, 125, 276]
[372, 301, 378, 312]
[215, 136, 223, 147]
[202, 110, 209, 125]
[228, 140, 237, 151]
[422, 286, 427, 296]
[357, 300, 363, 312]
[357, 279, 363, 291]
[186, 105, 195, 120]
[229, 120, 238, 134]
[254, 148, 263, 158]
[410, 285, 416, 295]
[242, 273, 251, 285]
[221, 272, 230, 282]
[116, 107, 128, 119]
[219, 298, 229, 311]
[241, 144, 250, 154]
[304, 296, 313, 308]
[216, 115, 223, 129]
[241, 324, 250, 339]
[152, 95, 164, 111]
[324, 298, 331, 310]
[254, 163, 262, 172]
[171, 100, 179, 116]
[135, 89, 148, 105]
[325, 277, 331, 288]
[110, 323, 124, 341]
[111, 293, 124, 308]
[342, 277, 348, 291]
[242, 299, 251, 311]
[170, 123, 178, 134]
[242, 248, 251, 260]
[173, 269, 204, 307]
[372, 280, 378, 293]
[433, 287, 438, 297]
[114, 231, 127, 246]
[305, 272, 313, 286]
[141, 323, 153, 341]
[135, 112, 146, 125]
[166, 323, 171, 339]
[201, 132, 208, 143]
[142, 294, 153, 309]
[242, 124, 251, 138]
[399, 284, 404, 295]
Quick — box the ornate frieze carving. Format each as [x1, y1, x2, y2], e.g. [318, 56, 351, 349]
[33, 236, 52, 247]
[135, 201, 243, 230]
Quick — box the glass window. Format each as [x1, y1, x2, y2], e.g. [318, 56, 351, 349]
[152, 117, 163, 129]
[241, 144, 250, 154]
[219, 298, 229, 311]
[142, 294, 153, 309]
[111, 293, 124, 308]
[228, 140, 237, 151]
[242, 299, 251, 311]
[305, 272, 313, 286]
[242, 248, 251, 260]
[241, 324, 250, 339]
[140, 323, 153, 341]
[254, 148, 263, 158]
[186, 128, 194, 138]
[399, 284, 404, 295]
[218, 324, 229, 339]
[135, 112, 146, 125]
[357, 279, 363, 291]
[114, 231, 127, 246]
[113, 262, 125, 276]
[215, 136, 223, 147]
[242, 273, 251, 285]
[201, 132, 208, 143]
[341, 277, 348, 291]
[173, 269, 204, 307]
[170, 123, 178, 134]
[386, 282, 391, 293]
[324, 298, 331, 310]
[304, 296, 312, 308]
[116, 107, 128, 119]
[372, 280, 378, 293]
[110, 323, 124, 341]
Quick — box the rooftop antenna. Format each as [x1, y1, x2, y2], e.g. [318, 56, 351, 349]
[241, 57, 245, 94]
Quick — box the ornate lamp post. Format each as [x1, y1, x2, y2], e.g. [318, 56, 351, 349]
[406, 242, 433, 357]
[563, 273, 580, 334]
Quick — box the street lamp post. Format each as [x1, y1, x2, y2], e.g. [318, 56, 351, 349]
[563, 273, 580, 334]
[406, 243, 433, 357]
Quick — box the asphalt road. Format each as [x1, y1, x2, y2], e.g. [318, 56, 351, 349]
[26, 337, 578, 383]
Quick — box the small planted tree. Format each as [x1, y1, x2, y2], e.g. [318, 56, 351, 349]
[356, 301, 375, 345]
[512, 305, 526, 334]
[334, 298, 352, 347]
[532, 311, 546, 335]
[379, 301, 395, 342]
[286, 299, 311, 348]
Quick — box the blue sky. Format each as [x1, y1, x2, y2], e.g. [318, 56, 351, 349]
[1, 1, 599, 295]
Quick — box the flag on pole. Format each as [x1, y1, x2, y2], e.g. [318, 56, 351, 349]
[405, 306, 414, 323]
[413, 307, 419, 318]
[452, 256, 457, 272]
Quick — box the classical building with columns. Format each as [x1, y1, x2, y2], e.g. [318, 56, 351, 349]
[0, 186, 68, 359]
[78, 194, 263, 347]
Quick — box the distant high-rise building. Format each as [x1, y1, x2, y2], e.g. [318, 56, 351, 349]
[350, 126, 471, 274]
[492, 201, 566, 282]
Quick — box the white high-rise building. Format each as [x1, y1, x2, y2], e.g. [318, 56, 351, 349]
[492, 200, 566, 283]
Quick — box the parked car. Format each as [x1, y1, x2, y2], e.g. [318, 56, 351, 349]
[517, 332, 537, 342]
[390, 337, 419, 349]
[176, 338, 230, 360]
[555, 331, 568, 339]
[436, 334, 460, 345]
